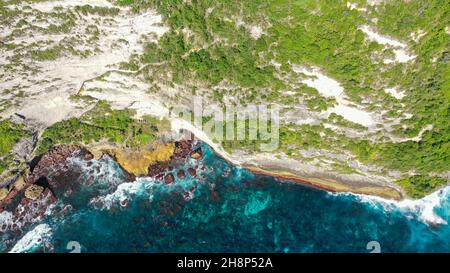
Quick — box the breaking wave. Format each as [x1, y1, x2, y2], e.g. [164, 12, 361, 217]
[328, 186, 450, 226]
[9, 224, 53, 253]
[2, 143, 449, 252]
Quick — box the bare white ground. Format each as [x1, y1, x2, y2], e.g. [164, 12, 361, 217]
[249, 25, 264, 39]
[0, 0, 169, 127]
[359, 25, 416, 63]
[291, 64, 431, 143]
[9, 224, 53, 253]
[235, 18, 265, 40]
[346, 2, 367, 12]
[81, 72, 170, 119]
[384, 87, 405, 100]
[292, 65, 377, 127]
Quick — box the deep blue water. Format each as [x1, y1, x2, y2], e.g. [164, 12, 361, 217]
[2, 143, 450, 252]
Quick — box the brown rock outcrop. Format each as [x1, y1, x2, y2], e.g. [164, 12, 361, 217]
[24, 184, 44, 200]
[27, 144, 84, 184]
[188, 168, 197, 177]
[148, 162, 170, 178]
[190, 149, 203, 160]
[164, 174, 175, 184]
[176, 170, 186, 179]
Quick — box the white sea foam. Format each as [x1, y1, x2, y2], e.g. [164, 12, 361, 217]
[89, 178, 157, 210]
[329, 186, 450, 226]
[0, 211, 14, 230]
[67, 149, 204, 210]
[9, 224, 53, 253]
[67, 155, 125, 189]
[89, 169, 203, 210]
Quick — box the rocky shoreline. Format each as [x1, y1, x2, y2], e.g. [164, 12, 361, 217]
[0, 129, 422, 250]
[0, 128, 408, 249]
[0, 137, 206, 239]
[1, 133, 406, 220]
[189, 141, 404, 201]
[244, 166, 403, 200]
[169, 124, 406, 201]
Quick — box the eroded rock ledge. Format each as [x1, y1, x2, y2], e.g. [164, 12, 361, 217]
[0, 138, 205, 239]
[1, 129, 407, 243]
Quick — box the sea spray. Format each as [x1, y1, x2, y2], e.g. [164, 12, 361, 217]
[327, 186, 450, 226]
[2, 143, 450, 252]
[9, 224, 53, 253]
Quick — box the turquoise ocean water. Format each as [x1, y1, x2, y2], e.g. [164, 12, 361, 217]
[1, 143, 449, 252]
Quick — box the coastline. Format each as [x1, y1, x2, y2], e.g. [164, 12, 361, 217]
[85, 135, 405, 201]
[78, 126, 405, 201]
[170, 125, 405, 201]
[0, 126, 405, 204]
[243, 165, 403, 201]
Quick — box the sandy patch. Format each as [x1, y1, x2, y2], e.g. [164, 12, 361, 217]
[346, 2, 367, 12]
[292, 65, 377, 127]
[359, 25, 416, 63]
[384, 87, 405, 99]
[249, 25, 263, 39]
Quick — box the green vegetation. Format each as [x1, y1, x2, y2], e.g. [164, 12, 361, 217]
[0, 120, 27, 157]
[114, 0, 449, 197]
[36, 101, 170, 155]
[1, 0, 447, 198]
[30, 45, 65, 61]
[0, 120, 29, 174]
[74, 5, 120, 16]
[326, 113, 367, 131]
[305, 96, 336, 112]
[331, 162, 361, 175]
[396, 175, 449, 199]
[142, 31, 281, 90]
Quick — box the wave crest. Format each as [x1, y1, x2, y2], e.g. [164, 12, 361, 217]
[328, 186, 450, 226]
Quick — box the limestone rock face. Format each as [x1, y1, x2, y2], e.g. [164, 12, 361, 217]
[0, 188, 9, 201]
[14, 176, 26, 191]
[188, 168, 197, 177]
[113, 143, 175, 176]
[28, 144, 83, 184]
[24, 184, 44, 200]
[177, 170, 186, 179]
[164, 173, 175, 184]
[190, 149, 203, 160]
